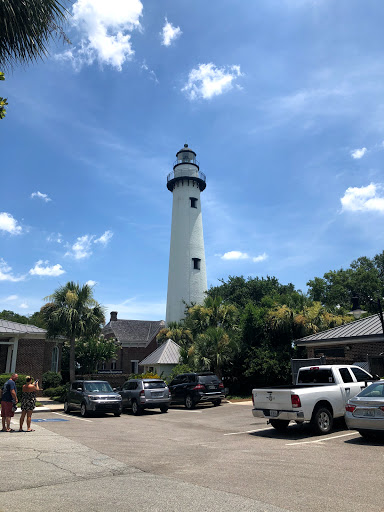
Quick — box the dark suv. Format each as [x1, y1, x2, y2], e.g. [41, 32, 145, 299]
[168, 373, 225, 409]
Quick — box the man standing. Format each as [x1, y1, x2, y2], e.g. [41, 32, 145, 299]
[1, 373, 18, 432]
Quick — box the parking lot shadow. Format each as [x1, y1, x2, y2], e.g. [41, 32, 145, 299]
[249, 418, 348, 441]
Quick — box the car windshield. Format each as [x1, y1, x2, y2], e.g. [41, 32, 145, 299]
[199, 375, 220, 385]
[297, 369, 334, 384]
[144, 381, 166, 389]
[358, 382, 384, 398]
[84, 382, 113, 393]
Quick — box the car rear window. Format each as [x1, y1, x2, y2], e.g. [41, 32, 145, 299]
[358, 382, 384, 398]
[144, 381, 166, 389]
[198, 375, 220, 385]
[297, 369, 334, 384]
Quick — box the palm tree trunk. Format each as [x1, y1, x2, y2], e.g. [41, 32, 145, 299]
[69, 336, 76, 382]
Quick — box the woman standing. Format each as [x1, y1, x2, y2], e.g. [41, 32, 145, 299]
[19, 377, 39, 432]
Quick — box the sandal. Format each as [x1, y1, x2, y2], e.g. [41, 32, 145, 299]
[26, 429, 35, 432]
[6, 429, 15, 432]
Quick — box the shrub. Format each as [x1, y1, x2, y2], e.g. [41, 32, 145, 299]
[128, 371, 161, 380]
[43, 384, 69, 402]
[42, 371, 62, 389]
[166, 364, 193, 384]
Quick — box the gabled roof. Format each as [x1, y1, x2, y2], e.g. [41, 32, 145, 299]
[0, 319, 46, 336]
[139, 339, 181, 365]
[102, 319, 165, 348]
[295, 314, 384, 345]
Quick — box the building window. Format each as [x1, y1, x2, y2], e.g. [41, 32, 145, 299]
[192, 258, 201, 270]
[51, 346, 59, 372]
[111, 360, 117, 371]
[190, 197, 197, 208]
[131, 360, 139, 374]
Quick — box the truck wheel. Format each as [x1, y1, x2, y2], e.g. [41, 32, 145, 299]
[311, 407, 333, 435]
[270, 419, 290, 431]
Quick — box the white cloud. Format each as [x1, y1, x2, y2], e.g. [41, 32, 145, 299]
[4, 295, 18, 301]
[19, 303, 28, 309]
[58, 0, 143, 70]
[341, 183, 384, 213]
[141, 62, 159, 83]
[0, 259, 25, 282]
[220, 251, 268, 263]
[31, 191, 52, 202]
[86, 280, 97, 287]
[252, 252, 268, 263]
[94, 230, 113, 245]
[221, 251, 249, 260]
[66, 234, 94, 259]
[105, 298, 165, 321]
[29, 260, 66, 277]
[0, 212, 22, 235]
[66, 230, 112, 259]
[351, 147, 367, 159]
[47, 232, 63, 244]
[182, 63, 243, 100]
[161, 18, 182, 46]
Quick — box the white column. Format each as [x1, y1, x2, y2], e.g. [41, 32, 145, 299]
[10, 338, 18, 373]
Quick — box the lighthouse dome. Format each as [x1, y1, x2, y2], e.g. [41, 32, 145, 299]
[175, 143, 197, 164]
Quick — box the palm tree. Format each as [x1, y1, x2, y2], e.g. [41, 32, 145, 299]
[187, 296, 238, 336]
[0, 0, 70, 68]
[193, 327, 237, 379]
[41, 282, 105, 382]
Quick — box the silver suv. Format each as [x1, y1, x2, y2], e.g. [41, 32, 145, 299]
[119, 379, 171, 415]
[64, 380, 122, 417]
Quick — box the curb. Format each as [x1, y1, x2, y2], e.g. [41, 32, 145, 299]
[13, 406, 63, 414]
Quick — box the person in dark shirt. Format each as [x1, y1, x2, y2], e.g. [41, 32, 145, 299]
[1, 374, 18, 432]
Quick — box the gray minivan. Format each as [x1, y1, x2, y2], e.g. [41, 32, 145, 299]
[119, 379, 171, 415]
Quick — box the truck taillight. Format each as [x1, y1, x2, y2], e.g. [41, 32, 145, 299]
[219, 383, 224, 389]
[310, 367, 319, 370]
[345, 404, 356, 412]
[252, 394, 255, 406]
[193, 384, 205, 390]
[291, 394, 301, 408]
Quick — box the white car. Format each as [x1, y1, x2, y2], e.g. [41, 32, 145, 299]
[345, 381, 384, 439]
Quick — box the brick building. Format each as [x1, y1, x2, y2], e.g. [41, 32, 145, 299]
[0, 319, 63, 381]
[101, 312, 164, 375]
[295, 314, 384, 375]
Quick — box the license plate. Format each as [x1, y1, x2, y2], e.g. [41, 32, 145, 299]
[361, 409, 375, 417]
[270, 410, 278, 417]
[208, 385, 216, 390]
[152, 392, 163, 397]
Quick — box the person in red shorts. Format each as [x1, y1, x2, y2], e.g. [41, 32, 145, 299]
[1, 373, 18, 432]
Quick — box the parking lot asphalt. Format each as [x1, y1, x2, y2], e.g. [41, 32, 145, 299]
[1, 401, 383, 512]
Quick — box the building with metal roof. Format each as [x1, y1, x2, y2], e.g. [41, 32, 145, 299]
[294, 314, 384, 375]
[139, 339, 181, 378]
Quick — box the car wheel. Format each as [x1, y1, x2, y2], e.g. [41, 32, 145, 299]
[270, 419, 290, 431]
[213, 399, 221, 407]
[160, 406, 169, 413]
[311, 407, 333, 435]
[185, 394, 195, 410]
[131, 400, 142, 416]
[64, 401, 71, 414]
[80, 403, 88, 417]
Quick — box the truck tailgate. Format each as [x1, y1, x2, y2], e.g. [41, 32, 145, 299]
[253, 389, 296, 410]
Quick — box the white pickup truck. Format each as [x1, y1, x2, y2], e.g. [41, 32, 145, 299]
[252, 365, 377, 434]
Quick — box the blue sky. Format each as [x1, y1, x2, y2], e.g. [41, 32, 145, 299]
[1, 0, 384, 321]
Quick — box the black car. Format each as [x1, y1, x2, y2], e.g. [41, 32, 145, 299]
[168, 372, 225, 409]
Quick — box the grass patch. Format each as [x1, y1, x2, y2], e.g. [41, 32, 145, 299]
[226, 395, 252, 401]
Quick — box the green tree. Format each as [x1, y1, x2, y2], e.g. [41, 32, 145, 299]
[0, 0, 70, 69]
[75, 335, 118, 374]
[41, 282, 105, 382]
[193, 326, 237, 379]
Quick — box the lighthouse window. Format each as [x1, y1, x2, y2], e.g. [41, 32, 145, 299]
[190, 197, 198, 208]
[192, 258, 201, 270]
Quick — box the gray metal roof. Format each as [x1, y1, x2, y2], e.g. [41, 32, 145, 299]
[102, 319, 165, 348]
[0, 319, 46, 336]
[139, 339, 181, 366]
[295, 314, 384, 345]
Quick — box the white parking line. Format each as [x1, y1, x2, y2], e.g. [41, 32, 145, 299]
[286, 432, 357, 445]
[52, 412, 92, 423]
[224, 427, 274, 436]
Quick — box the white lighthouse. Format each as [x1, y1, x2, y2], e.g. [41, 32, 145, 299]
[165, 144, 207, 325]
